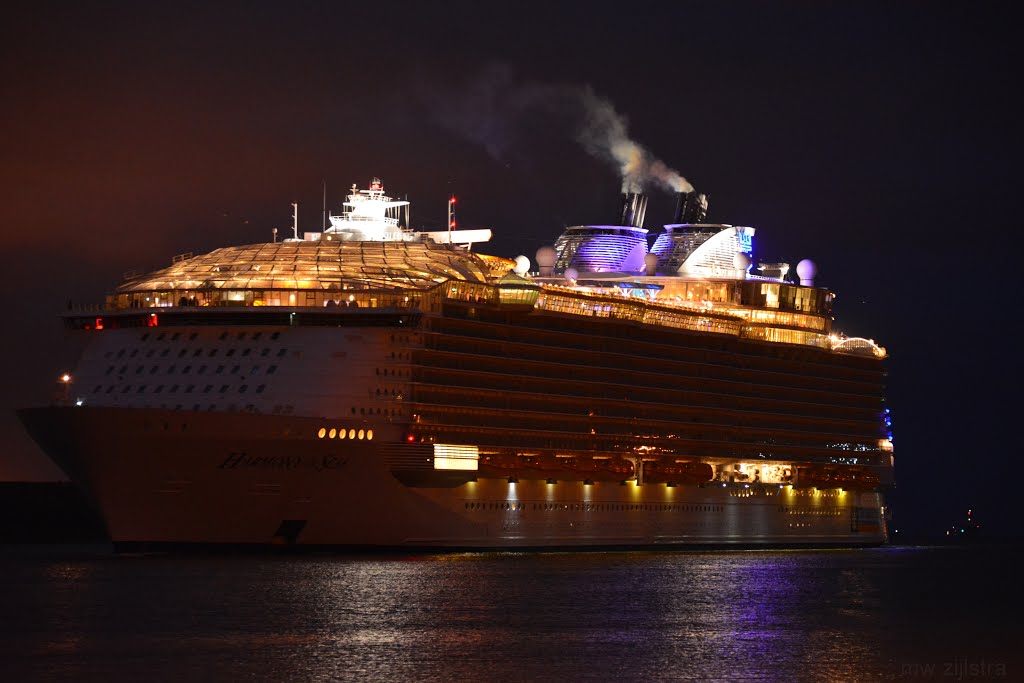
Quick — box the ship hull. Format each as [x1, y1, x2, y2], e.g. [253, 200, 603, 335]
[19, 406, 887, 549]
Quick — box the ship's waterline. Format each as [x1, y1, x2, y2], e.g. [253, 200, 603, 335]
[19, 403, 885, 548]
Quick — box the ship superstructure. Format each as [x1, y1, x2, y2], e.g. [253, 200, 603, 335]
[19, 180, 893, 549]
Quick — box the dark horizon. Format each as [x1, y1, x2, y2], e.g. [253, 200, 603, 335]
[1, 1, 1018, 538]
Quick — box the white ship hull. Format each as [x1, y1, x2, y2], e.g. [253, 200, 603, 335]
[20, 406, 886, 549]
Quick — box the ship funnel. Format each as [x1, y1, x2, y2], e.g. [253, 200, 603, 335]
[673, 191, 709, 224]
[617, 192, 648, 228]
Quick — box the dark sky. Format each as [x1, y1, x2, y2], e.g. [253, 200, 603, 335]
[1, 1, 1018, 536]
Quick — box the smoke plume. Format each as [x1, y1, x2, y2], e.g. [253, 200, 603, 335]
[575, 86, 693, 194]
[420, 66, 693, 195]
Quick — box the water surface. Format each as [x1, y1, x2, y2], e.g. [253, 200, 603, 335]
[2, 544, 1019, 681]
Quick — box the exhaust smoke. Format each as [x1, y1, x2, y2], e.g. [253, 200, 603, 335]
[422, 67, 694, 196]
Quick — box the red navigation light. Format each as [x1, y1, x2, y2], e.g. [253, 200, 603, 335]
[406, 434, 416, 443]
[449, 220, 456, 228]
[147, 313, 159, 327]
[449, 196, 456, 204]
[94, 317, 104, 330]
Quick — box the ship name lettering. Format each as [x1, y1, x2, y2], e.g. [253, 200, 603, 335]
[217, 452, 302, 470]
[317, 455, 348, 471]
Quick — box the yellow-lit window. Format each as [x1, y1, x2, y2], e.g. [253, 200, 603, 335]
[338, 428, 347, 440]
[328, 428, 337, 439]
[357, 429, 365, 440]
[317, 428, 326, 439]
[433, 444, 479, 471]
[367, 429, 374, 441]
[348, 429, 356, 439]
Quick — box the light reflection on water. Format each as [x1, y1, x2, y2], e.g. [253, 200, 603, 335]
[1, 545, 1021, 681]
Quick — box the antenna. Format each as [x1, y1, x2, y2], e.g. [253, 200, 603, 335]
[322, 180, 327, 231]
[291, 202, 299, 240]
[272, 227, 278, 243]
[448, 194, 456, 233]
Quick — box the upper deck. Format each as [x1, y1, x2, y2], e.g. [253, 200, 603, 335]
[73, 180, 885, 360]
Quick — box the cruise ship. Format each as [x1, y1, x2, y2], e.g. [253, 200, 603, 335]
[18, 179, 893, 549]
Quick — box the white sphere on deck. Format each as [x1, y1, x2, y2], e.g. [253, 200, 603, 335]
[513, 255, 531, 276]
[535, 246, 557, 268]
[796, 259, 817, 285]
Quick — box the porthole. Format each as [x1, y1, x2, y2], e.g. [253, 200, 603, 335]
[357, 429, 365, 440]
[317, 428, 326, 439]
[338, 429, 347, 440]
[328, 428, 337, 439]
[366, 429, 374, 441]
[348, 429, 356, 439]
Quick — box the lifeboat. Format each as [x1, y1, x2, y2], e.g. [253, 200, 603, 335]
[643, 460, 714, 485]
[794, 466, 879, 490]
[575, 457, 635, 482]
[477, 453, 521, 479]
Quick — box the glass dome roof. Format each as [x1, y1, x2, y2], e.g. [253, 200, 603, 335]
[116, 240, 507, 294]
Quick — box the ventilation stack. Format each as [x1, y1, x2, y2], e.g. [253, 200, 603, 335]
[617, 192, 648, 228]
[672, 192, 709, 224]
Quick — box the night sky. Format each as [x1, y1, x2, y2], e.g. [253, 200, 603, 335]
[2, 2, 1018, 537]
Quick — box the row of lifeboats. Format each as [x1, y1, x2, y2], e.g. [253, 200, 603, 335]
[794, 466, 880, 490]
[477, 454, 714, 484]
